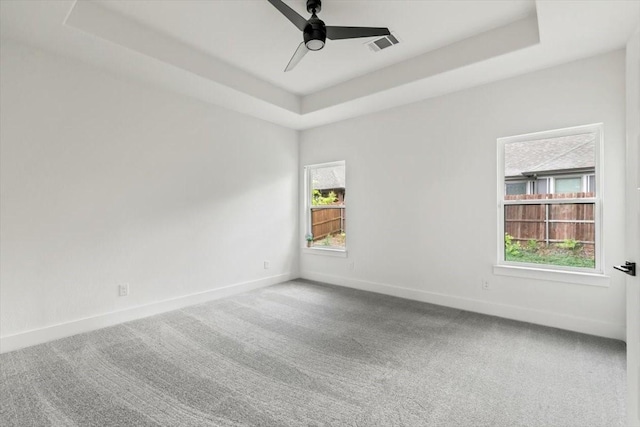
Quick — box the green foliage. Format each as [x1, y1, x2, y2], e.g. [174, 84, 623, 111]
[312, 190, 338, 206]
[505, 235, 594, 268]
[305, 233, 314, 242]
[557, 239, 580, 251]
[322, 234, 331, 246]
[504, 233, 521, 256]
[506, 251, 594, 268]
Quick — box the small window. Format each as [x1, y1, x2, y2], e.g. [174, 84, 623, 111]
[535, 178, 550, 194]
[506, 182, 527, 195]
[498, 124, 602, 273]
[586, 174, 596, 193]
[304, 161, 346, 251]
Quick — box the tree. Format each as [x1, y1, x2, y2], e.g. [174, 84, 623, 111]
[312, 190, 337, 206]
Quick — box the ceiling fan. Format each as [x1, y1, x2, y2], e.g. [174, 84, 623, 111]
[267, 0, 391, 72]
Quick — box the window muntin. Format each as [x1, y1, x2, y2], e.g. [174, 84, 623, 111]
[498, 124, 602, 273]
[304, 161, 346, 251]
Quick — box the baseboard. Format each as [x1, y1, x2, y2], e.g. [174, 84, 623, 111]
[0, 273, 295, 354]
[302, 271, 625, 341]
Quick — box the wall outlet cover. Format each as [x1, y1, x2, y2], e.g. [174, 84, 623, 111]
[118, 284, 129, 297]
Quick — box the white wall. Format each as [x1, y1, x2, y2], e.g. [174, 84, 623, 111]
[0, 40, 299, 349]
[0, 38, 628, 352]
[300, 50, 627, 339]
[625, 27, 640, 427]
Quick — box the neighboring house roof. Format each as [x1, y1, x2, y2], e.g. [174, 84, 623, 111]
[311, 166, 346, 190]
[504, 133, 595, 178]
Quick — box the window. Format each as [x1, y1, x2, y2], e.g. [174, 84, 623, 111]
[506, 181, 528, 195]
[506, 175, 594, 196]
[498, 124, 602, 273]
[585, 174, 596, 192]
[555, 176, 582, 193]
[304, 161, 346, 251]
[535, 178, 549, 194]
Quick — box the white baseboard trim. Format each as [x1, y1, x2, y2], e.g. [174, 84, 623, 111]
[0, 273, 295, 354]
[302, 271, 625, 341]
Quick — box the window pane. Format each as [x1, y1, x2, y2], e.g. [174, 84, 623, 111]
[308, 163, 346, 249]
[535, 178, 549, 194]
[504, 202, 595, 269]
[555, 177, 582, 194]
[506, 182, 527, 195]
[587, 175, 595, 193]
[310, 165, 345, 204]
[504, 132, 596, 198]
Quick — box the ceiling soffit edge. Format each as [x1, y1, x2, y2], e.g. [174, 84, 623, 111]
[65, 0, 302, 114]
[303, 13, 540, 114]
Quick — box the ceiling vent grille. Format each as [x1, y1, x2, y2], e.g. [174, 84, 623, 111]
[367, 33, 400, 52]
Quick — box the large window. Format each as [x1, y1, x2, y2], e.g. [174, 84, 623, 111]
[498, 124, 603, 273]
[304, 161, 346, 251]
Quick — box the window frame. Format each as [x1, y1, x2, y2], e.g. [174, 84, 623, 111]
[496, 123, 604, 277]
[303, 160, 347, 255]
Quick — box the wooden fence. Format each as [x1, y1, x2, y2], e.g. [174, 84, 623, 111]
[504, 193, 595, 249]
[311, 206, 345, 240]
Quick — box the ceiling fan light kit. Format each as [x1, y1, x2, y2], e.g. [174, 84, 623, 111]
[303, 14, 326, 51]
[268, 0, 391, 72]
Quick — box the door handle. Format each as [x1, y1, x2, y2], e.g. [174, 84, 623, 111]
[614, 261, 636, 276]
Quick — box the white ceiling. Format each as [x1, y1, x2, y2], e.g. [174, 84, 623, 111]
[1, 1, 639, 130]
[91, 0, 536, 95]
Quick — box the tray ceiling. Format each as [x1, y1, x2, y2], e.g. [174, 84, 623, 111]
[1, 1, 638, 130]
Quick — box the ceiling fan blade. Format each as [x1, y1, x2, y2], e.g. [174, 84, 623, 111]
[267, 0, 308, 31]
[326, 26, 391, 40]
[285, 42, 309, 72]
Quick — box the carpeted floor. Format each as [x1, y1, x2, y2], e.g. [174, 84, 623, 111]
[0, 280, 626, 426]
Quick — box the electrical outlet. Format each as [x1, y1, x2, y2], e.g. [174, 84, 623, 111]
[481, 280, 490, 290]
[347, 261, 355, 271]
[264, 261, 270, 269]
[118, 283, 129, 297]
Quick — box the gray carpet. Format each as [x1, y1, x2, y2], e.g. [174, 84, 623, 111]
[0, 280, 626, 426]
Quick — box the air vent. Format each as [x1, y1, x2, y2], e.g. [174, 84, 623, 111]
[367, 33, 400, 52]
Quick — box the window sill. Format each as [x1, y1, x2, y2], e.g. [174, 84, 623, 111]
[302, 247, 348, 258]
[493, 264, 610, 287]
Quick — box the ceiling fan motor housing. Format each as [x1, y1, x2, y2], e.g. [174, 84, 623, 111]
[304, 15, 326, 50]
